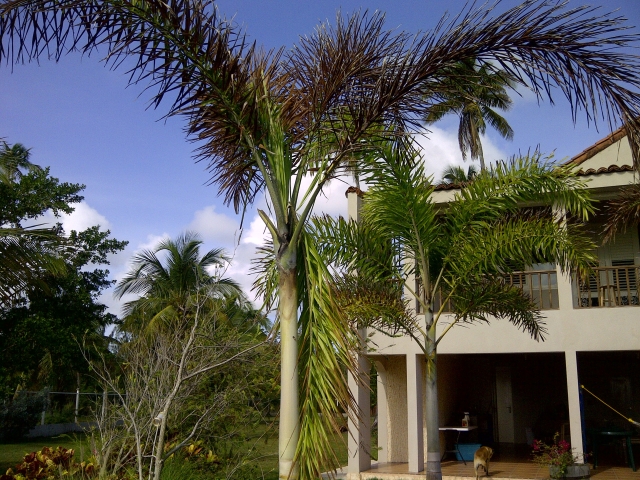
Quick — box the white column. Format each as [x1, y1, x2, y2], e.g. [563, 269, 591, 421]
[375, 361, 389, 464]
[406, 354, 424, 473]
[565, 350, 585, 462]
[554, 205, 576, 310]
[347, 188, 362, 222]
[348, 333, 371, 474]
[556, 269, 575, 310]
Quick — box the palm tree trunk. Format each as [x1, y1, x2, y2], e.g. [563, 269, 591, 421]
[279, 266, 300, 480]
[425, 319, 442, 480]
[477, 142, 485, 172]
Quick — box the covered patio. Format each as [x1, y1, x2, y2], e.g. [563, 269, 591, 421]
[351, 461, 640, 480]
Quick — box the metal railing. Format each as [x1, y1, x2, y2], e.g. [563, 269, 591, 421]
[576, 265, 639, 308]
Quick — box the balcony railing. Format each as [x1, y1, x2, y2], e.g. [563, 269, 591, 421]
[576, 265, 639, 308]
[415, 269, 559, 313]
[505, 270, 559, 310]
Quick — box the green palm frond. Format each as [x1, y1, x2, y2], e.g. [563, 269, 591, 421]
[441, 165, 478, 184]
[310, 215, 401, 281]
[447, 278, 546, 341]
[0, 141, 41, 184]
[0, 226, 66, 304]
[115, 232, 243, 334]
[447, 216, 596, 281]
[295, 230, 359, 480]
[449, 155, 594, 230]
[251, 241, 279, 313]
[361, 145, 440, 265]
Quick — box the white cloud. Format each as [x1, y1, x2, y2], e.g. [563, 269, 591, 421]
[61, 202, 111, 232]
[416, 126, 508, 180]
[308, 176, 351, 218]
[226, 239, 263, 307]
[187, 205, 240, 246]
[137, 232, 171, 252]
[32, 201, 111, 232]
[242, 214, 270, 246]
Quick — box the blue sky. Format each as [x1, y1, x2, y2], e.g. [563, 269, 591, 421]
[1, 0, 639, 314]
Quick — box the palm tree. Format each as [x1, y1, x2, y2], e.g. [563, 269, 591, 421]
[424, 58, 515, 171]
[441, 164, 478, 184]
[114, 232, 243, 333]
[0, 141, 63, 304]
[312, 146, 596, 480]
[2, 2, 640, 478]
[0, 140, 41, 184]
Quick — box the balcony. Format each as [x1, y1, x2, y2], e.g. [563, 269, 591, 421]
[576, 265, 639, 308]
[505, 270, 559, 310]
[417, 269, 559, 313]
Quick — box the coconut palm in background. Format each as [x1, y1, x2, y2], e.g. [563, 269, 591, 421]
[114, 231, 243, 334]
[441, 164, 478, 184]
[425, 58, 516, 171]
[312, 146, 597, 480]
[0, 141, 41, 184]
[2, 1, 640, 478]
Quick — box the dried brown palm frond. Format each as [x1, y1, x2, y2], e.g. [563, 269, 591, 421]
[284, 1, 640, 172]
[3, 0, 640, 211]
[603, 183, 640, 243]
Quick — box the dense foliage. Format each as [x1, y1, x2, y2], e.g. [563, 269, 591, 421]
[0, 142, 127, 398]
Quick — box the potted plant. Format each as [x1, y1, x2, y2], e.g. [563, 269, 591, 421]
[532, 433, 590, 479]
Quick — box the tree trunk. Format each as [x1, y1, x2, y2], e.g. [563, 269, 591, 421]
[424, 319, 442, 480]
[279, 267, 300, 480]
[152, 411, 168, 480]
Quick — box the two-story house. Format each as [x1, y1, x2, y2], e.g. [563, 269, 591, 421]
[345, 128, 640, 479]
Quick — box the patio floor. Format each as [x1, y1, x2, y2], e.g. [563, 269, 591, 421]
[346, 461, 640, 480]
[334, 441, 639, 480]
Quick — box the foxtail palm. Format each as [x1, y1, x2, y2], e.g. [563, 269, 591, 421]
[313, 146, 597, 480]
[425, 59, 515, 170]
[3, 1, 640, 478]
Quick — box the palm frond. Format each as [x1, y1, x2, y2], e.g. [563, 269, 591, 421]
[602, 183, 640, 243]
[448, 278, 547, 341]
[0, 226, 66, 304]
[295, 230, 359, 479]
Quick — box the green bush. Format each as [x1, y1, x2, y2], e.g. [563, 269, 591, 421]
[0, 391, 46, 442]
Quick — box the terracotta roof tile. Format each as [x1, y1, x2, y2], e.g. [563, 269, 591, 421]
[346, 129, 634, 198]
[434, 182, 465, 191]
[345, 186, 364, 197]
[574, 164, 634, 176]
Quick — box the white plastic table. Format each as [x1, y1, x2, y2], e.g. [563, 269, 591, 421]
[439, 426, 478, 464]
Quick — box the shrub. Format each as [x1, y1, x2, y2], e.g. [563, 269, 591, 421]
[0, 391, 46, 442]
[1, 446, 96, 479]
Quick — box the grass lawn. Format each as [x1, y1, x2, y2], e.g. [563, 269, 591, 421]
[210, 421, 352, 480]
[0, 434, 90, 474]
[0, 423, 368, 479]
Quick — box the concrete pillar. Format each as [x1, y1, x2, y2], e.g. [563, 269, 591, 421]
[556, 269, 575, 310]
[553, 205, 576, 310]
[375, 360, 389, 464]
[406, 354, 424, 473]
[348, 331, 371, 474]
[565, 350, 585, 462]
[347, 188, 362, 222]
